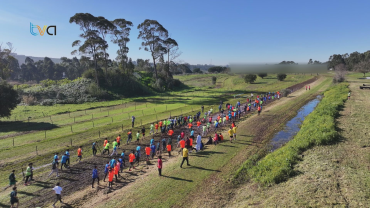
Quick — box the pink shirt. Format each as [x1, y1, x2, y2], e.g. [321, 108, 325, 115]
[116, 162, 121, 172]
[157, 159, 162, 169]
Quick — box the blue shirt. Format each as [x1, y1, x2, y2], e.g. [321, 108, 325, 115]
[110, 159, 116, 168]
[151, 144, 156, 153]
[92, 142, 96, 149]
[54, 155, 58, 162]
[113, 146, 117, 151]
[104, 164, 109, 173]
[121, 152, 125, 158]
[191, 131, 194, 136]
[66, 151, 70, 158]
[92, 169, 98, 178]
[61, 155, 67, 163]
[136, 146, 141, 151]
[150, 139, 154, 145]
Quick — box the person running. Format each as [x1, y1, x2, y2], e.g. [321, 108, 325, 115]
[180, 147, 190, 168]
[60, 154, 68, 170]
[127, 130, 132, 144]
[114, 162, 119, 181]
[136, 146, 141, 165]
[155, 123, 159, 134]
[65, 150, 70, 166]
[145, 145, 151, 164]
[202, 125, 207, 136]
[121, 150, 126, 166]
[233, 125, 238, 141]
[116, 135, 121, 148]
[161, 126, 166, 136]
[228, 127, 234, 143]
[196, 133, 202, 152]
[168, 128, 174, 137]
[348, 92, 351, 100]
[103, 161, 109, 182]
[92, 166, 99, 188]
[108, 168, 114, 188]
[258, 105, 261, 115]
[150, 123, 154, 135]
[219, 133, 224, 141]
[48, 161, 59, 177]
[5, 170, 16, 191]
[24, 163, 32, 186]
[52, 182, 64, 207]
[166, 143, 172, 157]
[103, 141, 110, 155]
[201, 105, 204, 112]
[132, 116, 135, 127]
[151, 143, 156, 159]
[180, 131, 185, 140]
[188, 122, 193, 131]
[136, 131, 140, 144]
[10, 186, 19, 208]
[104, 138, 108, 148]
[197, 120, 201, 129]
[178, 138, 186, 154]
[141, 126, 146, 140]
[158, 155, 163, 176]
[129, 151, 136, 171]
[53, 153, 59, 168]
[156, 141, 161, 156]
[77, 146, 82, 162]
[92, 141, 98, 156]
[119, 157, 124, 173]
[207, 122, 211, 132]
[309, 85, 310, 90]
[111, 144, 118, 156]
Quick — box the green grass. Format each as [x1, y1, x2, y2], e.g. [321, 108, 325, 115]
[240, 82, 349, 185]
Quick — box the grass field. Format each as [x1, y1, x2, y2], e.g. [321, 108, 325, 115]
[0, 73, 317, 207]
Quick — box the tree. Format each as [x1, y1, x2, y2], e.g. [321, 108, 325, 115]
[328, 54, 345, 70]
[208, 66, 226, 73]
[0, 42, 15, 80]
[354, 60, 370, 77]
[163, 38, 178, 77]
[70, 13, 106, 86]
[0, 81, 19, 118]
[212, 76, 217, 85]
[308, 59, 313, 64]
[96, 16, 116, 75]
[258, 73, 267, 79]
[333, 64, 347, 83]
[279, 61, 296, 64]
[111, 18, 133, 74]
[277, 73, 287, 81]
[137, 19, 169, 79]
[244, 74, 257, 83]
[193, 68, 202, 73]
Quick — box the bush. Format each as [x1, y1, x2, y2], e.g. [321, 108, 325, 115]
[212, 76, 217, 85]
[238, 83, 349, 185]
[40, 79, 57, 87]
[258, 73, 268, 79]
[0, 81, 19, 118]
[22, 95, 37, 106]
[193, 68, 202, 73]
[277, 73, 287, 81]
[244, 74, 257, 83]
[208, 66, 227, 73]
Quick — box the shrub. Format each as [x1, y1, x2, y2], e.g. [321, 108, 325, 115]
[22, 95, 37, 106]
[277, 73, 287, 81]
[212, 76, 217, 85]
[258, 73, 268, 79]
[244, 74, 257, 83]
[236, 83, 349, 185]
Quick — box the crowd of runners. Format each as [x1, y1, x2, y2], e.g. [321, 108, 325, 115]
[6, 91, 284, 207]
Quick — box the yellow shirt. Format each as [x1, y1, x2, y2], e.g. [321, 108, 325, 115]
[183, 148, 189, 157]
[228, 129, 234, 136]
[233, 127, 237, 134]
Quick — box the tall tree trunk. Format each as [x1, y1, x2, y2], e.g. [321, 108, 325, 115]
[93, 51, 99, 87]
[152, 54, 157, 79]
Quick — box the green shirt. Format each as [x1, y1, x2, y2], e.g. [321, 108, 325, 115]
[26, 167, 32, 176]
[150, 124, 154, 130]
[189, 119, 193, 123]
[207, 123, 210, 128]
[136, 133, 140, 139]
[105, 143, 110, 149]
[203, 126, 206, 131]
[112, 141, 117, 148]
[223, 117, 226, 121]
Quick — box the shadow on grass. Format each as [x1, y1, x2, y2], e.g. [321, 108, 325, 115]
[18, 190, 40, 197]
[188, 165, 221, 172]
[0, 121, 59, 134]
[162, 175, 193, 182]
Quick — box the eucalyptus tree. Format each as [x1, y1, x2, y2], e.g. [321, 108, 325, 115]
[137, 19, 168, 79]
[111, 19, 133, 74]
[69, 13, 106, 86]
[96, 16, 115, 75]
[163, 38, 179, 77]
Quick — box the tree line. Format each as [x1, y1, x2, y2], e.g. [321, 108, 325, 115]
[327, 51, 370, 76]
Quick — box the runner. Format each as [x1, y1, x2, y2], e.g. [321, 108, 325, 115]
[162, 138, 167, 151]
[178, 138, 185, 154]
[48, 161, 59, 177]
[180, 147, 190, 168]
[128, 151, 136, 171]
[111, 144, 118, 156]
[219, 133, 224, 141]
[188, 122, 193, 131]
[136, 146, 141, 165]
[132, 115, 135, 127]
[228, 127, 234, 143]
[158, 155, 163, 176]
[202, 125, 207, 136]
[24, 163, 32, 186]
[114, 162, 119, 181]
[127, 130, 132, 144]
[309, 85, 310, 90]
[201, 105, 204, 112]
[108, 168, 114, 188]
[116, 135, 121, 148]
[110, 157, 117, 169]
[306, 86, 307, 90]
[150, 123, 154, 135]
[53, 153, 59, 168]
[233, 125, 238, 141]
[180, 131, 185, 140]
[65, 150, 70, 166]
[141, 126, 146, 140]
[92, 141, 97, 156]
[167, 143, 172, 157]
[121, 150, 126, 166]
[151, 143, 156, 159]
[103, 161, 109, 182]
[197, 120, 201, 129]
[77, 146, 82, 162]
[5, 170, 16, 190]
[348, 92, 351, 100]
[168, 128, 174, 137]
[145, 145, 151, 163]
[60, 154, 68, 170]
[258, 105, 261, 115]
[119, 156, 124, 173]
[196, 133, 202, 152]
[103, 141, 110, 155]
[10, 187, 19, 208]
[92, 166, 100, 188]
[136, 131, 140, 144]
[155, 123, 159, 134]
[103, 138, 108, 148]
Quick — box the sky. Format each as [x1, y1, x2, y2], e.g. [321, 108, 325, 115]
[1, 0, 370, 65]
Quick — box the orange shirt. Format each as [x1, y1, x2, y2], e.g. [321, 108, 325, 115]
[155, 124, 159, 129]
[220, 135, 224, 140]
[197, 121, 201, 127]
[104, 140, 108, 147]
[258, 107, 261, 111]
[108, 170, 114, 182]
[77, 148, 82, 156]
[129, 153, 135, 163]
[180, 140, 185, 148]
[217, 116, 221, 121]
[188, 123, 193, 129]
[114, 166, 118, 175]
[145, 147, 151, 155]
[226, 115, 229, 121]
[232, 123, 235, 128]
[247, 107, 250, 111]
[167, 144, 171, 152]
[127, 131, 131, 135]
[190, 138, 193, 146]
[116, 136, 121, 143]
[168, 130, 174, 136]
[159, 121, 163, 127]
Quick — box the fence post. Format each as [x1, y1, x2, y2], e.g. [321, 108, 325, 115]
[111, 118, 113, 123]
[93, 121, 94, 127]
[74, 117, 75, 123]
[99, 131, 101, 138]
[71, 125, 73, 133]
[36, 146, 38, 155]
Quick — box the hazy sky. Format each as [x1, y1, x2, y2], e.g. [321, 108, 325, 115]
[1, 0, 370, 65]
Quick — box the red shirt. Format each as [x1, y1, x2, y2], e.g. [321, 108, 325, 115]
[157, 159, 162, 169]
[188, 123, 193, 129]
[179, 140, 185, 148]
[104, 140, 108, 147]
[181, 132, 185, 138]
[232, 123, 235, 128]
[167, 144, 171, 152]
[168, 130, 174, 136]
[77, 148, 82, 156]
[155, 124, 159, 129]
[108, 170, 114, 182]
[116, 136, 121, 143]
[197, 121, 201, 127]
[190, 138, 193, 146]
[129, 153, 135, 162]
[145, 147, 151, 155]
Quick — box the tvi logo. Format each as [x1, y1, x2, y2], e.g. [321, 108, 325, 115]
[30, 22, 56, 36]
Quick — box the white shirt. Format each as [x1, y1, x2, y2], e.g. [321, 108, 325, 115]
[53, 186, 63, 194]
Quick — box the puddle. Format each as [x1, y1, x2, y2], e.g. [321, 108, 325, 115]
[270, 95, 322, 151]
